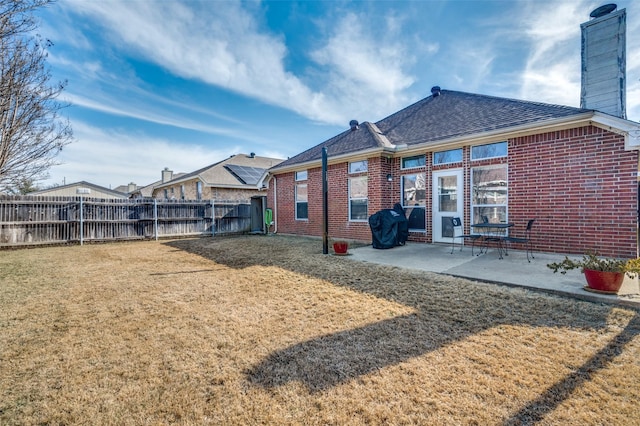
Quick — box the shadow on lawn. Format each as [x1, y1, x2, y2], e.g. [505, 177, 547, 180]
[503, 313, 640, 425]
[165, 237, 640, 411]
[247, 313, 438, 392]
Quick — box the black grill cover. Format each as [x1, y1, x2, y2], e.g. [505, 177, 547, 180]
[368, 204, 409, 249]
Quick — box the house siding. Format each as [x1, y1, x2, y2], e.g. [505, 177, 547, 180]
[270, 125, 638, 258]
[153, 178, 264, 202]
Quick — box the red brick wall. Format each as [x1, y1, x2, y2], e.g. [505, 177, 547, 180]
[509, 126, 637, 258]
[269, 126, 638, 257]
[268, 159, 386, 241]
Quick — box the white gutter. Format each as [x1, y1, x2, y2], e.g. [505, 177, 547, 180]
[589, 112, 640, 150]
[270, 112, 640, 174]
[270, 146, 397, 174]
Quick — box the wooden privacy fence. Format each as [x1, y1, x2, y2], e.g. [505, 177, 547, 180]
[0, 195, 252, 247]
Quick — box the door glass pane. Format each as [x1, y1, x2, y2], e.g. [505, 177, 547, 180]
[442, 216, 454, 238]
[438, 175, 457, 212]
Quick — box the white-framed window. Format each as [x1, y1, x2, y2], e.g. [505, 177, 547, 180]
[180, 184, 185, 200]
[471, 165, 508, 224]
[349, 176, 368, 221]
[295, 170, 308, 181]
[196, 181, 202, 200]
[401, 154, 426, 169]
[349, 160, 368, 174]
[402, 173, 426, 230]
[434, 148, 463, 165]
[471, 141, 507, 160]
[163, 189, 168, 199]
[295, 183, 308, 220]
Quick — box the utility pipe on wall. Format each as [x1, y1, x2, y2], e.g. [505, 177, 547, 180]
[322, 147, 328, 254]
[272, 176, 278, 234]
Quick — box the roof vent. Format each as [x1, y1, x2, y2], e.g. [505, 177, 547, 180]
[431, 86, 441, 97]
[349, 120, 359, 131]
[590, 3, 616, 18]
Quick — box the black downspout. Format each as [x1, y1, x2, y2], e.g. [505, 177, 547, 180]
[322, 147, 328, 254]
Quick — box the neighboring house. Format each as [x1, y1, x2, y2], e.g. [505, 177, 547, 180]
[113, 182, 147, 198]
[152, 154, 283, 202]
[29, 181, 128, 199]
[129, 180, 162, 199]
[266, 6, 640, 258]
[119, 170, 187, 199]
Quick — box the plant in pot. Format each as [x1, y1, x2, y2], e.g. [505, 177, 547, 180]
[332, 239, 349, 255]
[547, 251, 640, 294]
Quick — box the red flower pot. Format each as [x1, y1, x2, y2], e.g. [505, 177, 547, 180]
[333, 241, 349, 255]
[583, 269, 624, 294]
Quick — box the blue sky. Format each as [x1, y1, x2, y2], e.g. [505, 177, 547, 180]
[36, 0, 640, 190]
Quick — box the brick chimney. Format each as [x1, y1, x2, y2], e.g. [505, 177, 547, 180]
[580, 5, 626, 119]
[161, 167, 173, 183]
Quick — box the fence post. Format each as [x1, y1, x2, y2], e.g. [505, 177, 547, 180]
[211, 199, 215, 237]
[0, 196, 245, 247]
[154, 199, 159, 241]
[79, 196, 84, 246]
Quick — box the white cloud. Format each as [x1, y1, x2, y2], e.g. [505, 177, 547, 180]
[49, 0, 640, 132]
[519, 1, 593, 107]
[517, 0, 640, 121]
[63, 92, 242, 137]
[310, 12, 416, 118]
[43, 122, 240, 189]
[61, 0, 340, 123]
[58, 1, 419, 126]
[623, 3, 640, 122]
[445, 39, 498, 92]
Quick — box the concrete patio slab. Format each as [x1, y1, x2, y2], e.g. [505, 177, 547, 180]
[348, 242, 640, 309]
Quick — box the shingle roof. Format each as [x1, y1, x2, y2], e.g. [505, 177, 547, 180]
[377, 90, 591, 145]
[30, 181, 128, 198]
[274, 89, 593, 169]
[158, 154, 284, 188]
[275, 121, 394, 167]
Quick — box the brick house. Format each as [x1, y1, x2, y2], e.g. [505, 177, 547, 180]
[265, 89, 639, 258]
[265, 7, 640, 259]
[152, 153, 283, 202]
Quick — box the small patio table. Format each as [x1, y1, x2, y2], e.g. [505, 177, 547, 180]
[470, 222, 514, 259]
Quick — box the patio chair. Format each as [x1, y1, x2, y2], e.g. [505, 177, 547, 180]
[450, 217, 482, 255]
[503, 219, 536, 262]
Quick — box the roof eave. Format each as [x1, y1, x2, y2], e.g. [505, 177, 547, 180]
[268, 112, 640, 174]
[268, 146, 396, 174]
[589, 112, 640, 151]
[154, 172, 208, 188]
[206, 183, 263, 190]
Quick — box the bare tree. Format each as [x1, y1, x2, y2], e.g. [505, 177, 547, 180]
[0, 0, 72, 193]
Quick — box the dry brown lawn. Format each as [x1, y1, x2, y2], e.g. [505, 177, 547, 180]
[0, 235, 639, 425]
